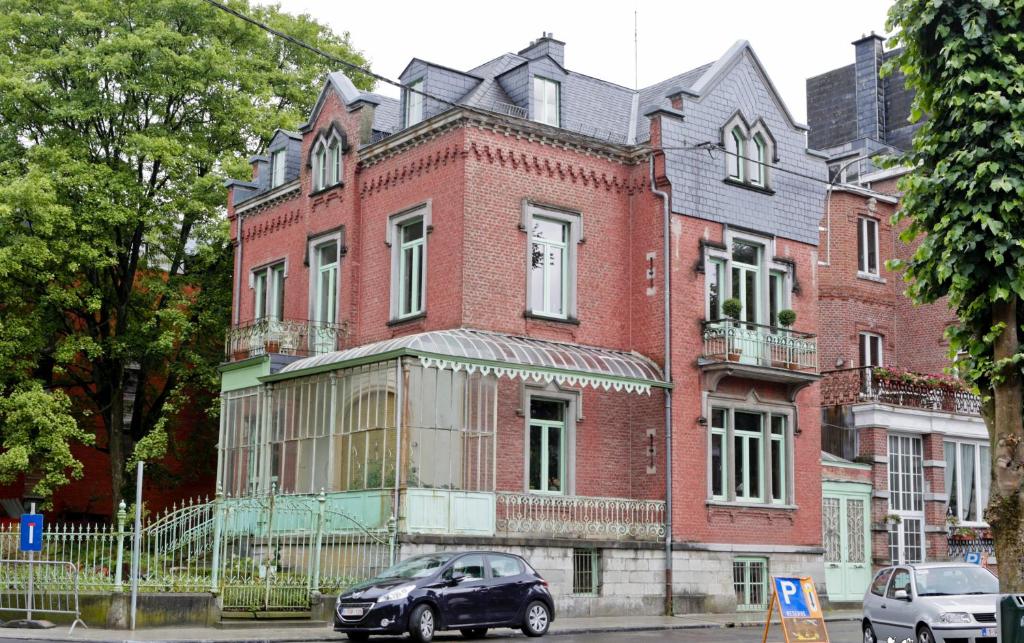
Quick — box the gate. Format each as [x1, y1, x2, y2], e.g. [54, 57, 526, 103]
[214, 493, 390, 611]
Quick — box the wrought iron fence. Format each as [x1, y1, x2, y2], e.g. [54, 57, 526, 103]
[701, 319, 818, 372]
[495, 493, 666, 541]
[0, 491, 392, 613]
[225, 318, 349, 361]
[821, 366, 981, 415]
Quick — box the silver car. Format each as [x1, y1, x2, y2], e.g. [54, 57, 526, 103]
[863, 563, 999, 643]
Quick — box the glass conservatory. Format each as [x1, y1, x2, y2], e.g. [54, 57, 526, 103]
[218, 329, 668, 539]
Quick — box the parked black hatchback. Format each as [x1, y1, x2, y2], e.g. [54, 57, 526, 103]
[334, 550, 555, 642]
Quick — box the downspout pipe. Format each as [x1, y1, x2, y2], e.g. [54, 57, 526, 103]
[650, 151, 673, 616]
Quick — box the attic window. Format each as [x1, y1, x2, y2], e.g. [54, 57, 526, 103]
[751, 134, 767, 187]
[405, 78, 424, 127]
[312, 133, 343, 191]
[271, 149, 287, 188]
[727, 127, 745, 181]
[532, 77, 560, 127]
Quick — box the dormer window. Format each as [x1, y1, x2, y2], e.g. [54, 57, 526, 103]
[405, 78, 424, 127]
[727, 127, 745, 181]
[751, 134, 767, 187]
[270, 148, 287, 188]
[532, 77, 560, 127]
[312, 132, 343, 191]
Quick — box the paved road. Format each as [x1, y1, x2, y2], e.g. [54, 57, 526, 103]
[323, 620, 862, 642]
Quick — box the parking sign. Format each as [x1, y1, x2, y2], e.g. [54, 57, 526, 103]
[19, 513, 43, 552]
[764, 577, 829, 643]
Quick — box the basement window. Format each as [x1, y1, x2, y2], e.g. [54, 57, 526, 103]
[733, 557, 768, 610]
[572, 548, 600, 596]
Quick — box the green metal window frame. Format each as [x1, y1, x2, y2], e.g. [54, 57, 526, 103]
[253, 262, 285, 321]
[751, 134, 767, 186]
[770, 414, 786, 504]
[710, 408, 728, 501]
[730, 241, 762, 326]
[532, 76, 560, 127]
[529, 216, 569, 318]
[398, 217, 425, 318]
[710, 406, 792, 505]
[528, 400, 566, 494]
[729, 127, 745, 180]
[768, 270, 784, 327]
[733, 412, 764, 503]
[571, 548, 600, 596]
[733, 556, 768, 610]
[708, 258, 725, 322]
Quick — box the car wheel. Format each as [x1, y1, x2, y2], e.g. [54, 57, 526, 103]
[917, 625, 936, 643]
[346, 634, 370, 643]
[408, 604, 436, 643]
[459, 628, 488, 639]
[521, 601, 551, 637]
[862, 621, 877, 643]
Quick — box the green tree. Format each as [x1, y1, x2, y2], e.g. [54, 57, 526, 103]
[0, 0, 372, 513]
[886, 0, 1024, 589]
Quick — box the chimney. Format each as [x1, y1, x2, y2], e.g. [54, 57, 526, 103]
[852, 32, 886, 142]
[518, 32, 565, 67]
[249, 155, 269, 190]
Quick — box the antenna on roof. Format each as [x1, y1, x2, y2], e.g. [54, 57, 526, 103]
[634, 10, 638, 90]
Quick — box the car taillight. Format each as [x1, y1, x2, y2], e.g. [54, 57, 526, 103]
[540, 578, 549, 587]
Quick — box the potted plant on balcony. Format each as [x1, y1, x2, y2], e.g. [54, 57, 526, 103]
[774, 309, 797, 368]
[722, 298, 743, 361]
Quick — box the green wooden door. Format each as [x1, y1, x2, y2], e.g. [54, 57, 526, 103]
[823, 482, 872, 602]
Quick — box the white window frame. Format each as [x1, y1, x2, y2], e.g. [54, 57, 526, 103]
[704, 231, 791, 328]
[307, 231, 343, 326]
[887, 433, 925, 564]
[728, 127, 745, 181]
[944, 439, 991, 527]
[750, 134, 767, 187]
[523, 387, 577, 496]
[532, 76, 560, 127]
[706, 398, 794, 506]
[523, 203, 581, 321]
[405, 78, 424, 127]
[250, 260, 287, 321]
[859, 332, 884, 367]
[271, 148, 287, 188]
[387, 202, 432, 321]
[858, 216, 880, 276]
[312, 132, 344, 192]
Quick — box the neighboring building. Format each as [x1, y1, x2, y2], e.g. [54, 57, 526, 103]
[220, 34, 827, 615]
[810, 35, 991, 605]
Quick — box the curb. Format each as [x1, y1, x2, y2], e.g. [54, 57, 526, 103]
[0, 614, 862, 643]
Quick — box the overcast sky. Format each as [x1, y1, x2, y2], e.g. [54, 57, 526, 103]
[271, 0, 895, 125]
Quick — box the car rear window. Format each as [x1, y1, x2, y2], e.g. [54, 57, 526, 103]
[489, 554, 524, 578]
[870, 568, 893, 596]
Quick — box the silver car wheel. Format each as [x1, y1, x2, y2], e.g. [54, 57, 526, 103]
[528, 604, 548, 632]
[917, 627, 934, 643]
[420, 609, 434, 639]
[863, 624, 876, 643]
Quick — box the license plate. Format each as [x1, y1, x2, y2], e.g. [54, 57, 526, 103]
[341, 607, 363, 617]
[981, 627, 995, 636]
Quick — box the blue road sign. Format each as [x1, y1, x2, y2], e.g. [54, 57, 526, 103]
[965, 551, 982, 565]
[19, 513, 43, 552]
[774, 577, 810, 618]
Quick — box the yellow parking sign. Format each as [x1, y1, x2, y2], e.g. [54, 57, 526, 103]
[761, 576, 829, 643]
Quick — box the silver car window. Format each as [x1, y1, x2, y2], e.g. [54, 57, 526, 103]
[886, 568, 912, 598]
[870, 568, 893, 596]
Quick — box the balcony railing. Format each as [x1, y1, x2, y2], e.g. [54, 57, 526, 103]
[491, 101, 528, 119]
[225, 318, 349, 361]
[701, 319, 818, 372]
[494, 492, 665, 542]
[821, 366, 981, 415]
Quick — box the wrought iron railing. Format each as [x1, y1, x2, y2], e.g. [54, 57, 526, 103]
[225, 318, 349, 361]
[701, 319, 818, 372]
[820, 367, 981, 415]
[491, 101, 528, 119]
[947, 536, 994, 559]
[494, 492, 665, 541]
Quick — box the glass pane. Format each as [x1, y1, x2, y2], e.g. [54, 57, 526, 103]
[747, 437, 760, 499]
[847, 499, 865, 563]
[733, 561, 746, 605]
[771, 439, 782, 501]
[547, 427, 561, 492]
[711, 408, 727, 429]
[769, 273, 779, 326]
[867, 219, 878, 272]
[254, 272, 267, 318]
[770, 415, 785, 435]
[732, 240, 759, 265]
[962, 443, 977, 522]
[858, 218, 866, 272]
[822, 498, 840, 562]
[859, 334, 867, 367]
[533, 217, 564, 243]
[530, 242, 545, 309]
[734, 435, 744, 497]
[452, 555, 485, 580]
[402, 246, 415, 314]
[711, 433, 724, 497]
[272, 265, 285, 320]
[546, 245, 564, 314]
[980, 445, 991, 519]
[871, 336, 882, 366]
[734, 411, 761, 433]
[546, 81, 558, 124]
[530, 399, 564, 422]
[709, 261, 721, 321]
[319, 242, 337, 267]
[744, 269, 757, 324]
[944, 441, 958, 519]
[402, 220, 423, 243]
[529, 425, 542, 490]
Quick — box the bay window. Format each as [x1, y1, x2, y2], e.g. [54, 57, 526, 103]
[945, 440, 991, 525]
[708, 405, 791, 505]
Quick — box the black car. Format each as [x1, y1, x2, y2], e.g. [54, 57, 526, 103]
[334, 550, 555, 642]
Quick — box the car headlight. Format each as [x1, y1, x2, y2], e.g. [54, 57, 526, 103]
[336, 595, 342, 606]
[378, 584, 416, 603]
[938, 612, 972, 624]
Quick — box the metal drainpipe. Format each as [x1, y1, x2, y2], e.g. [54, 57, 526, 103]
[233, 212, 244, 326]
[650, 151, 673, 616]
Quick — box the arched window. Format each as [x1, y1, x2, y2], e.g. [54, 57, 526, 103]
[728, 127, 745, 181]
[751, 134, 767, 187]
[312, 132, 343, 191]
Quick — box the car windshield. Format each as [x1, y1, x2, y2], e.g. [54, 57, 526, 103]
[915, 566, 999, 596]
[373, 553, 456, 580]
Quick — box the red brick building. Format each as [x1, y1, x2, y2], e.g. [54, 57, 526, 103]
[220, 35, 828, 615]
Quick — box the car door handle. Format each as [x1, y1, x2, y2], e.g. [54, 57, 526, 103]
[881, 604, 887, 609]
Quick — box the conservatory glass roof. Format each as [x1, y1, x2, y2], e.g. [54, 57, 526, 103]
[270, 328, 667, 394]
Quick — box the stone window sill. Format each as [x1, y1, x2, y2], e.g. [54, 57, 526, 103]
[857, 271, 886, 284]
[387, 312, 426, 327]
[523, 310, 580, 326]
[706, 500, 798, 511]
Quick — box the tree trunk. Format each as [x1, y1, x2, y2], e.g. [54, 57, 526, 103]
[987, 297, 1024, 591]
[109, 381, 125, 515]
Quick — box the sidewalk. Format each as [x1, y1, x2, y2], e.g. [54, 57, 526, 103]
[0, 610, 862, 642]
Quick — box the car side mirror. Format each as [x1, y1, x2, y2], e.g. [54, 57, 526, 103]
[894, 589, 910, 601]
[447, 572, 466, 586]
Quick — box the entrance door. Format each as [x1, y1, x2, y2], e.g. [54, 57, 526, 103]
[823, 484, 872, 602]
